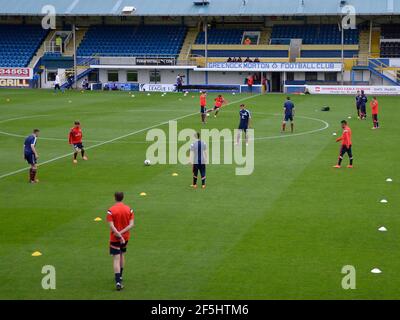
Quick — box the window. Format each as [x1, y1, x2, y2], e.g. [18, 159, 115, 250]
[47, 71, 57, 82]
[107, 71, 119, 82]
[286, 72, 294, 82]
[325, 72, 337, 82]
[150, 70, 161, 83]
[88, 71, 98, 82]
[127, 71, 138, 82]
[305, 72, 318, 82]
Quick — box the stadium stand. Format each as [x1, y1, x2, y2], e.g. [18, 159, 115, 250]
[77, 25, 187, 57]
[0, 24, 48, 67]
[270, 24, 359, 45]
[381, 24, 400, 39]
[195, 29, 250, 44]
[380, 24, 400, 58]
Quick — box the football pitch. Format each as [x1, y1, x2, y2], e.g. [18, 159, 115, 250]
[0, 88, 399, 299]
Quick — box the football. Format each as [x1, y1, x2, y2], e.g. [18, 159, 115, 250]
[144, 159, 151, 166]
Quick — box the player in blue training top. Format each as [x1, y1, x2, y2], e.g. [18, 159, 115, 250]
[282, 96, 295, 133]
[24, 129, 40, 183]
[355, 90, 361, 119]
[236, 104, 252, 146]
[359, 90, 368, 120]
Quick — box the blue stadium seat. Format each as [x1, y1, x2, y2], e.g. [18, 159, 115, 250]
[77, 25, 187, 58]
[270, 24, 359, 45]
[195, 29, 251, 45]
[0, 24, 48, 67]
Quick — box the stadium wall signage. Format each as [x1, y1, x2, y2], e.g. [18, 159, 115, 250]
[139, 83, 176, 92]
[136, 58, 175, 66]
[0, 67, 33, 79]
[0, 79, 30, 87]
[306, 85, 400, 95]
[206, 62, 342, 72]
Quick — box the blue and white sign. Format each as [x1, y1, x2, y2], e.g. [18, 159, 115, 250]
[205, 62, 342, 72]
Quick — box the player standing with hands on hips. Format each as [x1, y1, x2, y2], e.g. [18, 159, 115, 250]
[106, 192, 135, 291]
[190, 133, 207, 189]
[282, 97, 295, 133]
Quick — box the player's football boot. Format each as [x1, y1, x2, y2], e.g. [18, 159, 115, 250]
[116, 283, 123, 291]
[73, 159, 78, 164]
[333, 165, 341, 168]
[347, 165, 353, 168]
[83, 156, 88, 160]
[202, 185, 206, 189]
[30, 179, 40, 184]
[190, 184, 198, 189]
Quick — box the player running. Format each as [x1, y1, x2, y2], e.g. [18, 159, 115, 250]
[282, 96, 295, 133]
[370, 96, 380, 129]
[355, 90, 361, 119]
[24, 129, 40, 183]
[334, 120, 353, 169]
[190, 133, 207, 189]
[236, 104, 252, 146]
[207, 94, 226, 117]
[68, 121, 88, 164]
[199, 91, 207, 124]
[106, 192, 135, 291]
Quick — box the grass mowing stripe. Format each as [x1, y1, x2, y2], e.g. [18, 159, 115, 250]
[0, 94, 258, 180]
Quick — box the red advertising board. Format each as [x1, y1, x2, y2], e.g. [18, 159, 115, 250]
[0, 67, 33, 80]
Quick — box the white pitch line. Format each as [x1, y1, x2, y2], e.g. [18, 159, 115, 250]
[0, 95, 258, 180]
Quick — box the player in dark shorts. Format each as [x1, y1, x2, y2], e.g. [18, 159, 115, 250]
[68, 121, 88, 164]
[236, 104, 252, 146]
[24, 129, 40, 183]
[334, 120, 353, 169]
[355, 90, 361, 119]
[199, 91, 207, 124]
[190, 133, 207, 189]
[207, 94, 226, 117]
[282, 96, 295, 133]
[106, 192, 135, 291]
[359, 90, 368, 120]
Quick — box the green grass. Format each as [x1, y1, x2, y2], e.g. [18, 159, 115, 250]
[0, 88, 399, 299]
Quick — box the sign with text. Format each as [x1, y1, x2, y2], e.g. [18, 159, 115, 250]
[306, 85, 400, 95]
[136, 58, 175, 66]
[0, 79, 30, 87]
[0, 67, 33, 79]
[206, 62, 342, 72]
[139, 83, 176, 92]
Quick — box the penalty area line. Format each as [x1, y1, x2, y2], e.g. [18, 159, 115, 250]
[0, 94, 259, 180]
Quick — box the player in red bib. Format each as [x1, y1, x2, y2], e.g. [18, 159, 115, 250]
[207, 94, 226, 118]
[68, 121, 88, 164]
[200, 91, 207, 124]
[334, 120, 353, 168]
[106, 192, 135, 291]
[370, 96, 380, 129]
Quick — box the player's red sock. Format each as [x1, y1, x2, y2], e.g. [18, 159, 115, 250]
[282, 123, 286, 131]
